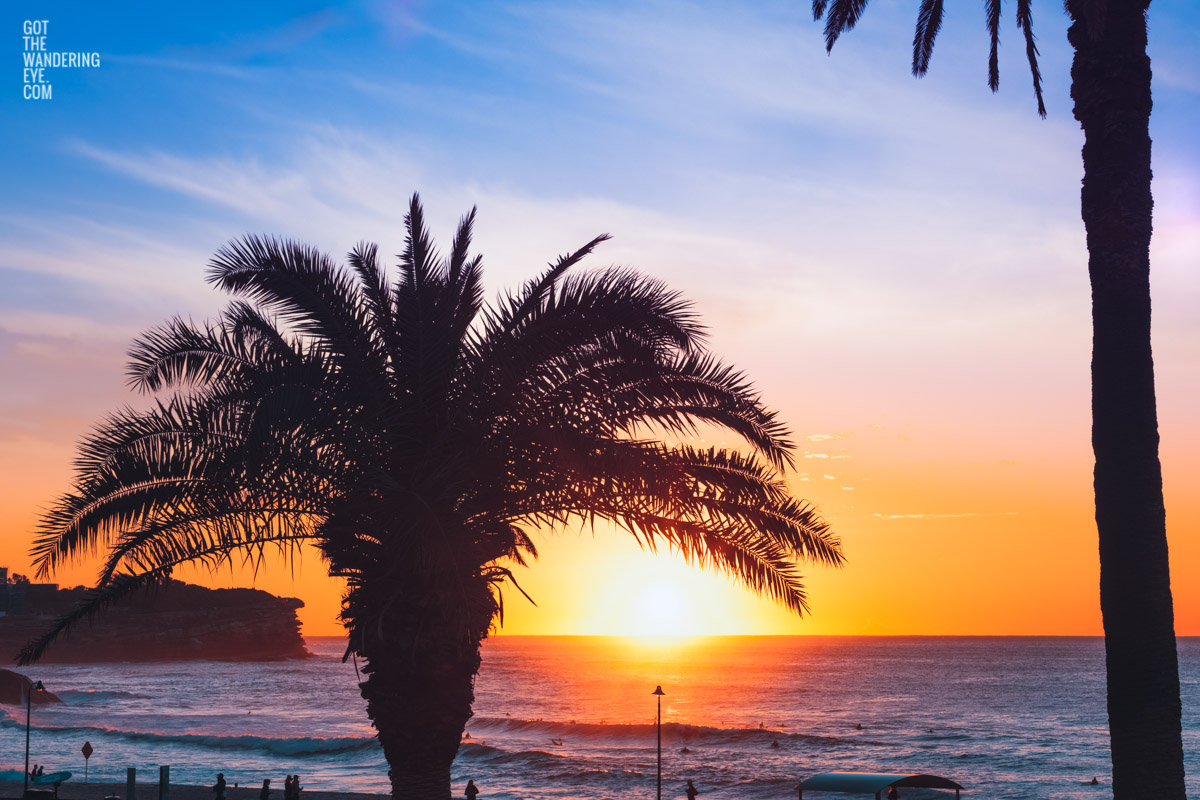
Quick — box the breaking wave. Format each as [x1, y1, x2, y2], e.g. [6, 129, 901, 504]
[468, 717, 847, 748]
[0, 716, 376, 757]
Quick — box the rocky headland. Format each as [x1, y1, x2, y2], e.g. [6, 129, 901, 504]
[0, 580, 310, 664]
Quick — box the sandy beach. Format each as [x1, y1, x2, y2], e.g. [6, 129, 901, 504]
[0, 783, 386, 800]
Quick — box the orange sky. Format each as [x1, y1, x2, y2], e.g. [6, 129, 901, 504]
[4, 370, 1197, 637]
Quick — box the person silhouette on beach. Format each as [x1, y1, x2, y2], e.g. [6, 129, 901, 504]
[213, 773, 227, 800]
[283, 776, 293, 800]
[465, 779, 479, 800]
[686, 780, 699, 800]
[259, 778, 271, 800]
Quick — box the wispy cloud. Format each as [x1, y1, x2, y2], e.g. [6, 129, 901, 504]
[0, 309, 135, 343]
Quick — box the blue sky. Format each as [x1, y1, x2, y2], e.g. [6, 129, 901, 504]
[2, 0, 1198, 633]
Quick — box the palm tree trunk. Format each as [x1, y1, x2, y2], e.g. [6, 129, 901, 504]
[349, 583, 490, 800]
[1066, 2, 1185, 798]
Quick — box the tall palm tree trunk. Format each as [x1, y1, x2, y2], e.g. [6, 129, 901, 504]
[350, 584, 490, 800]
[1067, 2, 1185, 797]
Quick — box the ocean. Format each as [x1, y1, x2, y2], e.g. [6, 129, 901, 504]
[1, 637, 1197, 800]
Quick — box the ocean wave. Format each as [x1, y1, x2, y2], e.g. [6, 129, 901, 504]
[55, 690, 143, 704]
[469, 717, 845, 748]
[478, 749, 567, 767]
[458, 744, 646, 784]
[457, 743, 502, 757]
[0, 717, 377, 757]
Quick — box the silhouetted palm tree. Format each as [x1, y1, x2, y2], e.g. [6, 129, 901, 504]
[812, 1, 1182, 797]
[21, 195, 843, 800]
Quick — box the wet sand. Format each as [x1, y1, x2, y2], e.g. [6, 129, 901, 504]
[0, 783, 387, 800]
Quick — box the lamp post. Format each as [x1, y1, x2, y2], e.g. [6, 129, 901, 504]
[657, 686, 667, 800]
[24, 679, 44, 795]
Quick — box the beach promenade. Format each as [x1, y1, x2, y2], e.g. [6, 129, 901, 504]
[0, 783, 384, 800]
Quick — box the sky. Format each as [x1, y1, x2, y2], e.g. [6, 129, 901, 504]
[2, 0, 1198, 637]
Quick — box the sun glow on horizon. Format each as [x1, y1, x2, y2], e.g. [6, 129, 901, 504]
[628, 581, 698, 638]
[564, 536, 792, 637]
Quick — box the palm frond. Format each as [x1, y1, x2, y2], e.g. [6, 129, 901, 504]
[443, 210, 485, 359]
[986, 0, 1002, 91]
[445, 207, 477, 291]
[492, 234, 613, 340]
[348, 242, 389, 324]
[1015, 0, 1047, 117]
[609, 353, 795, 469]
[347, 242, 404, 380]
[912, 0, 945, 77]
[821, 0, 872, 52]
[108, 512, 317, 585]
[207, 234, 390, 393]
[127, 317, 246, 394]
[398, 193, 439, 296]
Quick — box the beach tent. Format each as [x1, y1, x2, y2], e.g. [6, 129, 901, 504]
[798, 772, 964, 800]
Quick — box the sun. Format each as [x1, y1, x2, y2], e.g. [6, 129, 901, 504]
[632, 581, 695, 638]
[517, 523, 804, 637]
[583, 549, 744, 637]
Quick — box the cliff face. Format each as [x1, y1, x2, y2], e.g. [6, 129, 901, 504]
[0, 581, 310, 664]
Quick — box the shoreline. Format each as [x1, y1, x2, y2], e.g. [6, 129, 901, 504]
[0, 783, 387, 800]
